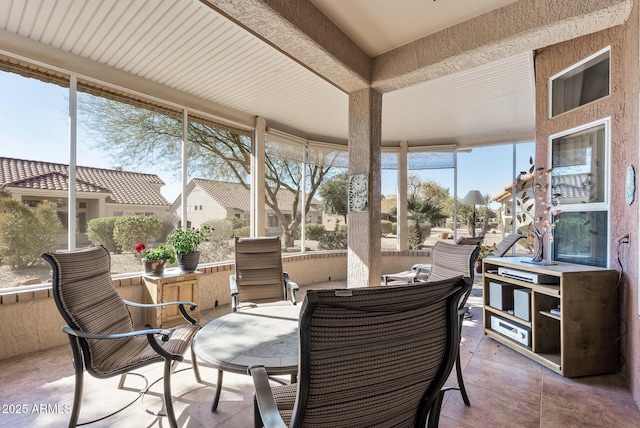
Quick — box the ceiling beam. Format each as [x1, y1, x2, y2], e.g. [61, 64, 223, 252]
[373, 0, 633, 93]
[201, 0, 372, 93]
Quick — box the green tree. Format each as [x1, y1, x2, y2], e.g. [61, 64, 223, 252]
[79, 96, 335, 247]
[395, 194, 447, 248]
[318, 171, 349, 224]
[0, 199, 62, 269]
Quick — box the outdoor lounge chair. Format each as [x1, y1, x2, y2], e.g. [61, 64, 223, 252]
[248, 276, 470, 428]
[42, 245, 201, 428]
[229, 236, 299, 312]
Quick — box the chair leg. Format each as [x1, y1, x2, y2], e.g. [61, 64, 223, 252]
[253, 395, 263, 428]
[211, 369, 224, 412]
[457, 313, 471, 406]
[427, 390, 445, 428]
[68, 338, 84, 428]
[163, 359, 178, 428]
[69, 361, 83, 428]
[456, 350, 471, 406]
[191, 345, 202, 383]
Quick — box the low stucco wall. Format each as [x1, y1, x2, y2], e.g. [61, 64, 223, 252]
[0, 249, 430, 362]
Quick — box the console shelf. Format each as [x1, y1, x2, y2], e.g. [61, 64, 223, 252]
[482, 257, 617, 377]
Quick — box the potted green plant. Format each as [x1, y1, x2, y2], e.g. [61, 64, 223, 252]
[166, 225, 213, 273]
[136, 242, 176, 276]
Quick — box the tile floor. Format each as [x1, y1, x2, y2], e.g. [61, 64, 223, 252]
[1, 280, 639, 427]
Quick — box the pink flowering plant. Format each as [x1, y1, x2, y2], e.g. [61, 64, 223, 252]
[135, 242, 176, 263]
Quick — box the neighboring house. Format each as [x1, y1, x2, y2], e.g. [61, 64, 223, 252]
[0, 157, 171, 244]
[170, 178, 322, 235]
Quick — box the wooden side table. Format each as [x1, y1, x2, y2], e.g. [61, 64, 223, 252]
[143, 271, 201, 328]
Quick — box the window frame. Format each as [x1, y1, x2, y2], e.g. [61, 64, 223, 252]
[548, 118, 611, 267]
[548, 46, 611, 118]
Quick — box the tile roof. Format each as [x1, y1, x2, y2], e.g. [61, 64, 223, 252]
[0, 157, 170, 206]
[191, 178, 320, 212]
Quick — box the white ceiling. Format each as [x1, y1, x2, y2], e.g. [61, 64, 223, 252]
[0, 0, 534, 148]
[310, 0, 518, 57]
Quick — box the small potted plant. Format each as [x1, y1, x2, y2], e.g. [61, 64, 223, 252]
[136, 242, 176, 276]
[166, 225, 213, 273]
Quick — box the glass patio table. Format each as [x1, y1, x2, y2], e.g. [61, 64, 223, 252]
[192, 304, 300, 411]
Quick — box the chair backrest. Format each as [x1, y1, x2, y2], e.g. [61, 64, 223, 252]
[493, 234, 526, 257]
[293, 277, 468, 427]
[234, 236, 286, 304]
[429, 241, 480, 282]
[455, 236, 484, 246]
[42, 246, 134, 375]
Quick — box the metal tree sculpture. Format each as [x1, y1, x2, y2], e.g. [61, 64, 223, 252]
[513, 157, 561, 263]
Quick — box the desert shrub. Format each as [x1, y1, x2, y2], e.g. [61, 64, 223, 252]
[113, 215, 162, 252]
[318, 227, 348, 250]
[234, 225, 251, 237]
[199, 219, 235, 262]
[226, 216, 246, 230]
[0, 199, 62, 269]
[381, 220, 392, 236]
[305, 223, 325, 241]
[87, 217, 119, 253]
[158, 212, 179, 242]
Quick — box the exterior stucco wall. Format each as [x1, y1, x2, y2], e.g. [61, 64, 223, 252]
[534, 2, 640, 404]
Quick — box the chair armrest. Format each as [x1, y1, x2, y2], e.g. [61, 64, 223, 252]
[229, 274, 239, 296]
[230, 274, 239, 312]
[124, 299, 197, 310]
[61, 325, 172, 341]
[124, 299, 199, 324]
[247, 365, 288, 428]
[411, 264, 432, 274]
[283, 272, 298, 305]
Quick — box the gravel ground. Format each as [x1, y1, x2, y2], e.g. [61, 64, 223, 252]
[0, 253, 144, 288]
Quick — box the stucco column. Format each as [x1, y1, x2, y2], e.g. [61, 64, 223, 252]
[347, 88, 382, 288]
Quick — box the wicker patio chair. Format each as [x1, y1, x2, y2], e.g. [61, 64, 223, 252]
[455, 235, 484, 246]
[493, 234, 527, 257]
[381, 241, 479, 407]
[198, 236, 300, 412]
[229, 236, 299, 312]
[248, 276, 470, 428]
[42, 245, 201, 428]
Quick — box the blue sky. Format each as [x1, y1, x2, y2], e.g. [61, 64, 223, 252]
[0, 71, 534, 204]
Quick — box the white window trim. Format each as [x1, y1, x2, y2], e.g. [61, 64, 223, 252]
[548, 46, 611, 119]
[548, 117, 611, 267]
